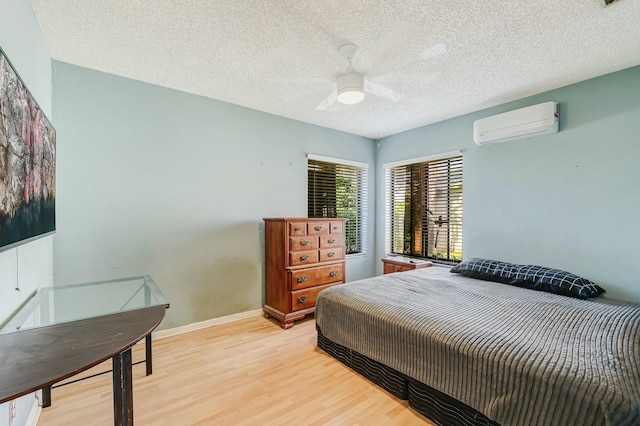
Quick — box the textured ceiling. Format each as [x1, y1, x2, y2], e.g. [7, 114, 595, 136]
[29, 0, 640, 139]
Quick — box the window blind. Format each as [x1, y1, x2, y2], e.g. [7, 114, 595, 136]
[308, 159, 368, 255]
[385, 155, 462, 262]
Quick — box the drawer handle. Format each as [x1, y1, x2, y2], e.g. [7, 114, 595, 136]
[297, 296, 308, 304]
[330, 270, 339, 277]
[328, 239, 335, 244]
[327, 252, 335, 257]
[300, 255, 309, 261]
[297, 276, 308, 283]
[314, 226, 322, 231]
[300, 240, 309, 246]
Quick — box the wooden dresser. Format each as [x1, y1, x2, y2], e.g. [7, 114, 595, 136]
[263, 218, 347, 329]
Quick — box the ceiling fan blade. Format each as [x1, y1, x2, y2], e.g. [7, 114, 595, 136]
[272, 42, 329, 75]
[279, 86, 325, 103]
[265, 76, 333, 85]
[365, 22, 419, 69]
[421, 43, 447, 60]
[315, 90, 338, 111]
[263, 76, 334, 103]
[280, 4, 351, 52]
[364, 81, 404, 102]
[390, 71, 441, 89]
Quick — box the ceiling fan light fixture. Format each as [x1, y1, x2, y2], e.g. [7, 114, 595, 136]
[337, 72, 365, 105]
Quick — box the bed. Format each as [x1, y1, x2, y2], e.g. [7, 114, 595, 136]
[315, 262, 640, 426]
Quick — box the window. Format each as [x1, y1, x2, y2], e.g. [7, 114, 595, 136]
[308, 155, 368, 255]
[385, 153, 462, 262]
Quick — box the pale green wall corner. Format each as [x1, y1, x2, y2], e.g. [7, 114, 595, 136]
[376, 65, 640, 303]
[51, 62, 376, 330]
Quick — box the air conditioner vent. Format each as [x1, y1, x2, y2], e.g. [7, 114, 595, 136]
[473, 102, 559, 146]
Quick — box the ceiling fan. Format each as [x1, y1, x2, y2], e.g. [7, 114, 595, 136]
[315, 43, 404, 111]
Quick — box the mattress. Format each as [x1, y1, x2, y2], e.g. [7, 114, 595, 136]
[315, 266, 640, 426]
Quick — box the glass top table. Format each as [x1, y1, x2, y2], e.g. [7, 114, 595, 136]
[0, 275, 169, 334]
[0, 275, 169, 425]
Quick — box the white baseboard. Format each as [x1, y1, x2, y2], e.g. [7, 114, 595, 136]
[152, 308, 263, 340]
[25, 393, 41, 426]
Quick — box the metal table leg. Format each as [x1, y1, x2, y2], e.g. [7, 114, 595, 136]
[112, 348, 133, 426]
[145, 334, 152, 376]
[42, 386, 52, 407]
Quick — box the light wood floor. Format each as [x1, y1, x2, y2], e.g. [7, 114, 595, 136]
[38, 315, 432, 425]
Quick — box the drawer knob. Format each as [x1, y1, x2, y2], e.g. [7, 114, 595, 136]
[297, 276, 308, 283]
[327, 252, 335, 257]
[300, 240, 309, 246]
[297, 296, 308, 303]
[300, 255, 309, 261]
[330, 270, 339, 277]
[314, 226, 322, 231]
[328, 239, 335, 244]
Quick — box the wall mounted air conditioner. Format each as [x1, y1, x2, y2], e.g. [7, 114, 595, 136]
[473, 101, 559, 146]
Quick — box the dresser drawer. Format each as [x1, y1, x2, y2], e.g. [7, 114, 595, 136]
[329, 221, 343, 234]
[291, 283, 339, 311]
[290, 263, 345, 291]
[319, 235, 343, 249]
[289, 250, 319, 266]
[289, 222, 307, 236]
[289, 236, 318, 251]
[307, 221, 330, 235]
[319, 247, 343, 262]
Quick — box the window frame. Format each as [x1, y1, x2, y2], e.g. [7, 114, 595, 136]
[307, 154, 368, 257]
[384, 151, 463, 263]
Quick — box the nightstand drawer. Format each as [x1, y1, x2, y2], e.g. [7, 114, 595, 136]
[384, 263, 407, 274]
[382, 257, 432, 274]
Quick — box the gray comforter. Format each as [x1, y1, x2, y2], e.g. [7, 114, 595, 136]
[315, 266, 640, 426]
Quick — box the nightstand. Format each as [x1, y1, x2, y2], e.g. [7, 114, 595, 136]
[382, 256, 432, 274]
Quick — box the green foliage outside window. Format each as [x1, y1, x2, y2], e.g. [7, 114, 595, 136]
[308, 159, 367, 255]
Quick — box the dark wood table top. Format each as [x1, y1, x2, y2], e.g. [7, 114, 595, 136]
[0, 304, 166, 404]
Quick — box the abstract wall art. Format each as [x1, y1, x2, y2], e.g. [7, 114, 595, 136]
[0, 47, 56, 251]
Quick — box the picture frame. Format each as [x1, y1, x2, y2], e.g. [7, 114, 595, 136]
[0, 46, 56, 252]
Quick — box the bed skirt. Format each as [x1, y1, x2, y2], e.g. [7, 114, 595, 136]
[317, 326, 500, 426]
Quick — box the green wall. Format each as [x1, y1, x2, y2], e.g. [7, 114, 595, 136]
[52, 57, 640, 330]
[376, 65, 640, 302]
[52, 62, 376, 329]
